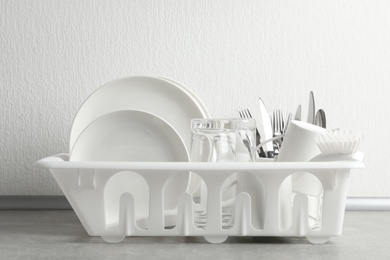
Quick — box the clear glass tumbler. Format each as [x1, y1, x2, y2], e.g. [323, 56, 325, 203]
[190, 118, 257, 163]
[189, 118, 256, 229]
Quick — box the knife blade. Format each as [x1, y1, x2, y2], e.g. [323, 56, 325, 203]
[307, 91, 315, 124]
[294, 105, 301, 121]
[283, 113, 292, 133]
[258, 98, 274, 158]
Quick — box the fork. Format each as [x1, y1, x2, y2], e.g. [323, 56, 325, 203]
[239, 109, 266, 158]
[272, 109, 284, 155]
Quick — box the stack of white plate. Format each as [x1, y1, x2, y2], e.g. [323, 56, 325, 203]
[69, 76, 210, 154]
[68, 76, 210, 227]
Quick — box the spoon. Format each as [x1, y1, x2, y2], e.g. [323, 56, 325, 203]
[315, 109, 326, 128]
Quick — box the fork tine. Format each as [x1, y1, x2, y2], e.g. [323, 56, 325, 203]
[239, 110, 246, 118]
[279, 109, 283, 132]
[242, 109, 248, 118]
[272, 110, 276, 133]
[239, 109, 253, 119]
[246, 109, 253, 118]
[277, 109, 283, 133]
[274, 110, 277, 133]
[272, 109, 286, 135]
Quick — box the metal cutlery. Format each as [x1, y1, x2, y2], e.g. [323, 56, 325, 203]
[238, 92, 325, 159]
[239, 108, 266, 157]
[307, 91, 315, 124]
[315, 109, 326, 128]
[272, 109, 284, 155]
[294, 105, 302, 121]
[284, 112, 292, 133]
[258, 98, 275, 158]
[306, 91, 327, 128]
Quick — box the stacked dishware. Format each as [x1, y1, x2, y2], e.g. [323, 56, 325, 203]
[68, 76, 210, 229]
[36, 77, 364, 244]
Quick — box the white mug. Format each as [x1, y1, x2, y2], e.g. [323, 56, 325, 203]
[277, 120, 327, 162]
[277, 120, 327, 229]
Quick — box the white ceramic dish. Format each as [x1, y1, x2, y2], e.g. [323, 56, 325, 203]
[70, 110, 189, 163]
[69, 76, 210, 152]
[155, 76, 213, 195]
[156, 76, 209, 117]
[70, 110, 190, 225]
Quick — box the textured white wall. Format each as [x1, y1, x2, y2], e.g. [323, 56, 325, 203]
[0, 0, 389, 196]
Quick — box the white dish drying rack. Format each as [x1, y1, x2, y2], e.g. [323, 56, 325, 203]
[36, 153, 364, 244]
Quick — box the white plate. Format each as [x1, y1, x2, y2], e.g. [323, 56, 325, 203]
[70, 110, 189, 162]
[69, 76, 210, 152]
[156, 76, 209, 117]
[70, 110, 190, 223]
[155, 76, 211, 194]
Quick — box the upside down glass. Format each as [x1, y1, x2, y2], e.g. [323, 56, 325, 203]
[190, 118, 257, 163]
[189, 118, 256, 229]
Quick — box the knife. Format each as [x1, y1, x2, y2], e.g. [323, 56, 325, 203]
[294, 105, 301, 121]
[307, 91, 315, 124]
[258, 98, 275, 158]
[283, 113, 292, 133]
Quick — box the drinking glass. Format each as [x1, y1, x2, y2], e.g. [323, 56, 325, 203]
[189, 118, 256, 229]
[190, 118, 257, 163]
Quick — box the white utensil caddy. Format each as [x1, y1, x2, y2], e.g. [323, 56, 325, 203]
[36, 153, 364, 244]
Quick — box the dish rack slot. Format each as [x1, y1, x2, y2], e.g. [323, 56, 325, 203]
[77, 169, 96, 189]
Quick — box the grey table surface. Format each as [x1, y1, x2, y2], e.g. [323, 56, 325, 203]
[0, 210, 388, 259]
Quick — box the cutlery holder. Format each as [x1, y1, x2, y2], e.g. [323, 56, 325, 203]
[36, 153, 364, 244]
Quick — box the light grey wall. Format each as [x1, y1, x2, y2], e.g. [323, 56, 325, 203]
[0, 0, 389, 196]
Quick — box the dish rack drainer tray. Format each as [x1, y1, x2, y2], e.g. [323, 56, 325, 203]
[36, 153, 364, 244]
